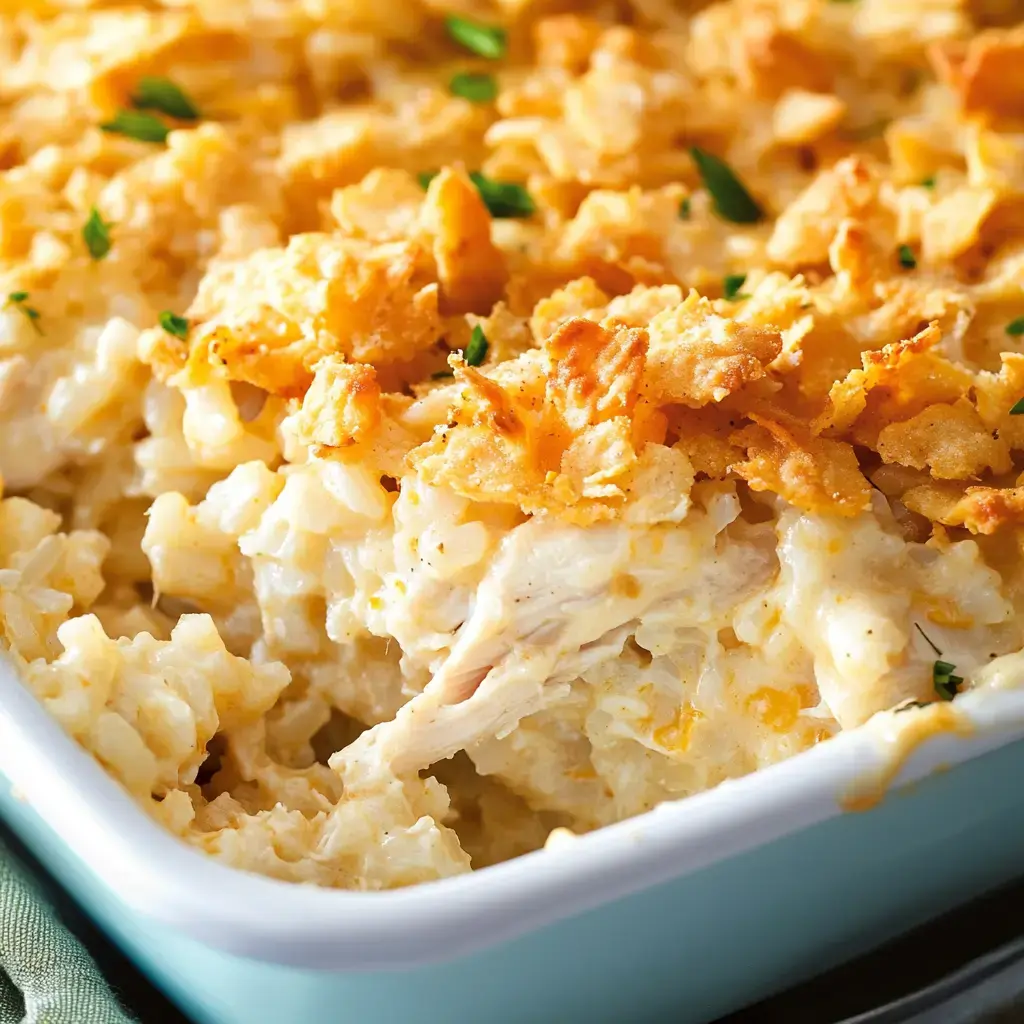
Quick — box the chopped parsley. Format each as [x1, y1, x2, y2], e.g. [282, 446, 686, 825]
[689, 147, 763, 224]
[158, 311, 189, 339]
[100, 109, 170, 144]
[678, 196, 691, 220]
[915, 625, 963, 701]
[6, 291, 42, 333]
[449, 72, 498, 103]
[723, 273, 747, 301]
[933, 660, 963, 701]
[465, 324, 489, 366]
[417, 170, 438, 190]
[82, 207, 113, 260]
[1010, 397, 1024, 415]
[898, 244, 917, 269]
[920, 175, 936, 189]
[445, 15, 507, 59]
[131, 77, 199, 120]
[1006, 316, 1024, 337]
[469, 172, 534, 218]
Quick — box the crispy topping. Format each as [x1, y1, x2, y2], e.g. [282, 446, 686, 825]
[294, 358, 381, 451]
[412, 318, 649, 520]
[732, 416, 872, 517]
[422, 168, 507, 316]
[180, 235, 441, 397]
[644, 294, 782, 408]
[875, 400, 1011, 480]
[931, 27, 1024, 120]
[903, 484, 1024, 535]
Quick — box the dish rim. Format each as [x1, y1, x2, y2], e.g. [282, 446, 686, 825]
[2, 653, 1024, 971]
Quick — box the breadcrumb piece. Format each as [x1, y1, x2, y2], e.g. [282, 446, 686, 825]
[184, 235, 441, 397]
[644, 294, 782, 408]
[875, 399, 1011, 480]
[732, 416, 872, 517]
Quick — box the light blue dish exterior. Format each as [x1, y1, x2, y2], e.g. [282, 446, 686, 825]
[4, 735, 1024, 1024]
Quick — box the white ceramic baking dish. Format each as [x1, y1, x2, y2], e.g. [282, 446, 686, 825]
[3, 652, 1024, 1024]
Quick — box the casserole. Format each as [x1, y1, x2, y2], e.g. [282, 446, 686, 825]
[4, 655, 1024, 1024]
[4, 4, 1024, 1023]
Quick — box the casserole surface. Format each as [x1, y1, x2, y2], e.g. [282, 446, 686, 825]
[6, 3, 1024, 1017]
[3, 0, 1024, 894]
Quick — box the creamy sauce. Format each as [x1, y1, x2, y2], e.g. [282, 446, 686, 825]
[841, 703, 972, 813]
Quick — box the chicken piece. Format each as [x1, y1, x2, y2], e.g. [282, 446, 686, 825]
[335, 496, 774, 780]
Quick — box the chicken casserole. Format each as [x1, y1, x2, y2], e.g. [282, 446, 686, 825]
[3, 0, 1024, 890]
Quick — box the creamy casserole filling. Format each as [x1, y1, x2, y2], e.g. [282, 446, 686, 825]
[1, 0, 1024, 889]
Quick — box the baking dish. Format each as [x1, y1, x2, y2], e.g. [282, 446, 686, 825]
[4, 655, 1024, 1024]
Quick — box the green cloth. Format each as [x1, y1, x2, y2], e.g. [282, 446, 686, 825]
[0, 842, 135, 1024]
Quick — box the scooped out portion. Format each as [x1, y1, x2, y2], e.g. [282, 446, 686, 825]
[2, 1, 1024, 889]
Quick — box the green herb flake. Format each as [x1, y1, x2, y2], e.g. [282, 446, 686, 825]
[431, 369, 455, 380]
[1006, 316, 1024, 337]
[417, 170, 438, 191]
[464, 324, 489, 366]
[898, 244, 917, 269]
[131, 77, 199, 121]
[469, 171, 534, 219]
[678, 197, 691, 220]
[158, 311, 189, 339]
[445, 15, 507, 60]
[449, 71, 498, 103]
[920, 175, 936, 188]
[1010, 397, 1024, 415]
[6, 291, 42, 334]
[723, 274, 747, 301]
[82, 207, 113, 261]
[99, 109, 170, 144]
[933, 659, 963, 701]
[689, 147, 763, 224]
